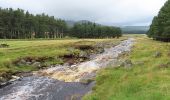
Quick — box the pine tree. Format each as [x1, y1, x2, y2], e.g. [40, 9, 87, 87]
[148, 0, 170, 41]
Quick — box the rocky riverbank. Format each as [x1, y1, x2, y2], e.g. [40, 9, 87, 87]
[35, 38, 134, 83]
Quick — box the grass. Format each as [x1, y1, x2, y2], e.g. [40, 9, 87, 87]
[0, 37, 127, 75]
[83, 35, 170, 100]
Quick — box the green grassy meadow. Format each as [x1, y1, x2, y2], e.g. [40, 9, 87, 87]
[83, 35, 170, 100]
[0, 37, 126, 76]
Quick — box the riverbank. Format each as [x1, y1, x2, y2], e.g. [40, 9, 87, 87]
[83, 36, 170, 100]
[35, 38, 134, 83]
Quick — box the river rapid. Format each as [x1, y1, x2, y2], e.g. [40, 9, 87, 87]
[0, 38, 134, 100]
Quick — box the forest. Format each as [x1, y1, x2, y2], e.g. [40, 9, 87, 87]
[147, 0, 170, 42]
[70, 22, 122, 38]
[0, 8, 122, 39]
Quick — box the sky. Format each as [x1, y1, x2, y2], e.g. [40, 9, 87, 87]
[0, 0, 168, 26]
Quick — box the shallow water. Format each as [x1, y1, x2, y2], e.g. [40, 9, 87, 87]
[0, 38, 134, 100]
[0, 76, 94, 100]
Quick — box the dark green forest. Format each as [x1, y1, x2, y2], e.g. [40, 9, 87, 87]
[0, 8, 122, 39]
[70, 22, 122, 38]
[0, 8, 67, 39]
[147, 0, 170, 41]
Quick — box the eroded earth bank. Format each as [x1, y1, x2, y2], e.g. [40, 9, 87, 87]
[0, 38, 134, 100]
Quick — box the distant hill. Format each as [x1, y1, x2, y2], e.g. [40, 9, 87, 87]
[65, 20, 76, 27]
[121, 26, 149, 34]
[76, 20, 92, 24]
[66, 21, 149, 34]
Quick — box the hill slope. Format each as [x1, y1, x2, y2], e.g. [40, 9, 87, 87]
[121, 26, 149, 34]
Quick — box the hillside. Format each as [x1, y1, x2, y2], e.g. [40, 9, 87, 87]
[121, 26, 149, 34]
[65, 20, 76, 27]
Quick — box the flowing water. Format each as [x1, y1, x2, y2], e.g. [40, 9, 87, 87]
[0, 38, 134, 100]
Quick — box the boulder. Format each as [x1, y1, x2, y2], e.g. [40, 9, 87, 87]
[158, 64, 169, 68]
[79, 51, 88, 58]
[134, 61, 145, 66]
[9, 76, 20, 83]
[79, 78, 94, 85]
[32, 62, 41, 68]
[26, 61, 32, 65]
[20, 59, 27, 64]
[121, 59, 133, 68]
[158, 62, 170, 68]
[153, 51, 162, 58]
[71, 94, 81, 100]
[96, 47, 105, 53]
[0, 77, 6, 83]
[67, 47, 75, 53]
[79, 73, 95, 85]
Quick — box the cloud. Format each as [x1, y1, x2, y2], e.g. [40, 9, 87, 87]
[0, 0, 167, 26]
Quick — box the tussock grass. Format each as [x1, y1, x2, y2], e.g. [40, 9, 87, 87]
[83, 35, 170, 100]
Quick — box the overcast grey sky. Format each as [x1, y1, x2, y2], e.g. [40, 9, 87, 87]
[0, 0, 167, 26]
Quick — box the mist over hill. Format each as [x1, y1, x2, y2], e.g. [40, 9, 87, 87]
[121, 26, 149, 34]
[66, 20, 149, 34]
[66, 20, 93, 27]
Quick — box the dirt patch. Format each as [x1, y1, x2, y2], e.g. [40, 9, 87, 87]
[167, 51, 170, 57]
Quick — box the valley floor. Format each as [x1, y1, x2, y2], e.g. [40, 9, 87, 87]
[1, 35, 170, 100]
[83, 35, 170, 100]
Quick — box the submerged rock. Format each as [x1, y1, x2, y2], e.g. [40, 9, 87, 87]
[79, 78, 94, 85]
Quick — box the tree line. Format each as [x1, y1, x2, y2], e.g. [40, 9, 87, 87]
[70, 22, 122, 38]
[0, 8, 122, 39]
[147, 0, 170, 42]
[0, 8, 67, 39]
